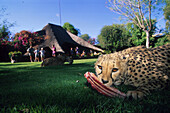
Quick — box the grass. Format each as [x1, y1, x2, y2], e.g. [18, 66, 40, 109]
[0, 58, 169, 113]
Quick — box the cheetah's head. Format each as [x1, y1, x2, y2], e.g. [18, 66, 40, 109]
[95, 53, 128, 87]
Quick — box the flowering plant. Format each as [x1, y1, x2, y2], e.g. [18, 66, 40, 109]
[13, 30, 44, 49]
[87, 38, 96, 45]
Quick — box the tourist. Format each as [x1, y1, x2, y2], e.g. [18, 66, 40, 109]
[40, 48, 45, 62]
[34, 48, 40, 62]
[90, 50, 93, 56]
[27, 46, 34, 62]
[52, 45, 56, 57]
[75, 47, 80, 56]
[81, 50, 85, 57]
[70, 47, 74, 56]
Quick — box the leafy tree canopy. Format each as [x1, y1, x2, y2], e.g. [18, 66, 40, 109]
[97, 24, 130, 52]
[80, 34, 90, 41]
[127, 19, 157, 47]
[163, 0, 170, 32]
[63, 22, 79, 36]
[107, 0, 165, 48]
[0, 8, 14, 41]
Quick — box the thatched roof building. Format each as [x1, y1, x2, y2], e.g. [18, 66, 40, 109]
[34, 23, 103, 55]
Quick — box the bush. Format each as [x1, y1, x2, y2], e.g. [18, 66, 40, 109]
[8, 51, 22, 61]
[104, 50, 112, 54]
[154, 35, 170, 47]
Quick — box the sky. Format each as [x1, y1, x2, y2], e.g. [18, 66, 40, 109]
[0, 0, 166, 39]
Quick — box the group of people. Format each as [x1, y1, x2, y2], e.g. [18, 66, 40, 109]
[27, 45, 57, 62]
[70, 47, 80, 57]
[10, 45, 92, 63]
[70, 47, 87, 58]
[27, 46, 46, 62]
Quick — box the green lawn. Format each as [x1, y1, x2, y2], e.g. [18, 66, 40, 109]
[0, 58, 169, 113]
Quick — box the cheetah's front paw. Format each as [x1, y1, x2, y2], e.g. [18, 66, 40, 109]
[126, 91, 144, 100]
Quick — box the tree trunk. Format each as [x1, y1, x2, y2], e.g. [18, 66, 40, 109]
[145, 31, 150, 48]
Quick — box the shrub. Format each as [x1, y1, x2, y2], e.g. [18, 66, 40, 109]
[8, 51, 22, 61]
[104, 50, 112, 54]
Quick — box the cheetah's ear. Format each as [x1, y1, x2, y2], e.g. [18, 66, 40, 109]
[97, 54, 105, 61]
[98, 54, 103, 58]
[94, 54, 104, 67]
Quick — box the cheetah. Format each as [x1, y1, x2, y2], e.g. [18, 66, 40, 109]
[95, 44, 170, 99]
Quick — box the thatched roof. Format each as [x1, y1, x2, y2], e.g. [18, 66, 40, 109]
[35, 23, 104, 53]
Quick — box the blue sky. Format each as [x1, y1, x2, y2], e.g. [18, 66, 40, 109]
[0, 0, 166, 38]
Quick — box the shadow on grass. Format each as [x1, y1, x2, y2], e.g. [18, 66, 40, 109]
[0, 63, 26, 66]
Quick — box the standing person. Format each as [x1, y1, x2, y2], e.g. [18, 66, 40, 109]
[70, 47, 74, 56]
[90, 50, 93, 56]
[40, 47, 45, 62]
[34, 48, 40, 62]
[81, 50, 85, 57]
[52, 45, 56, 57]
[27, 46, 34, 62]
[75, 47, 79, 56]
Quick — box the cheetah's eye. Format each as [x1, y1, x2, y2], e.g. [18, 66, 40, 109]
[112, 68, 118, 72]
[98, 65, 102, 70]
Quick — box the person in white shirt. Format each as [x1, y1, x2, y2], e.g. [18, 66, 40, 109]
[34, 48, 40, 62]
[40, 48, 45, 62]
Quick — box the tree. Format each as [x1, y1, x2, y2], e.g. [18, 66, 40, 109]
[98, 25, 114, 52]
[127, 19, 157, 46]
[107, 0, 164, 48]
[80, 34, 90, 41]
[97, 24, 130, 52]
[63, 22, 79, 36]
[154, 35, 170, 47]
[0, 25, 10, 41]
[0, 8, 14, 41]
[163, 0, 170, 32]
[0, 8, 16, 62]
